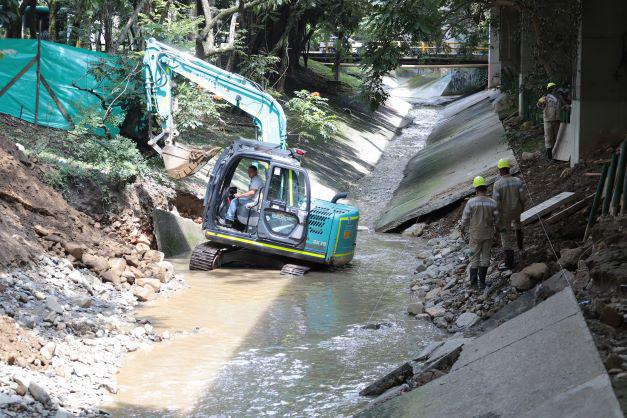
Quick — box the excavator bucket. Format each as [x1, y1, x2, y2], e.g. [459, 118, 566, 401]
[161, 144, 221, 180]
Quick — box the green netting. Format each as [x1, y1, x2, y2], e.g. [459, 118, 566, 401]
[0, 39, 120, 132]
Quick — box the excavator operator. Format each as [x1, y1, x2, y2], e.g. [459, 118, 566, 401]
[225, 165, 263, 228]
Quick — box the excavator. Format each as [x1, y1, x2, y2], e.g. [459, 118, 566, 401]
[143, 38, 359, 275]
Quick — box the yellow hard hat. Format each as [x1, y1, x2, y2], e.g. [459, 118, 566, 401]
[497, 158, 510, 169]
[473, 176, 486, 189]
[546, 82, 557, 89]
[537, 96, 546, 103]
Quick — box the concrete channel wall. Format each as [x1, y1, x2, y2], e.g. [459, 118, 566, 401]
[361, 287, 622, 417]
[375, 89, 516, 232]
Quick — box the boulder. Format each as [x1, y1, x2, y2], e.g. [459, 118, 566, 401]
[425, 306, 446, 318]
[40, 342, 56, 360]
[455, 312, 479, 329]
[403, 223, 426, 237]
[596, 302, 623, 328]
[135, 243, 150, 254]
[425, 287, 442, 301]
[407, 302, 425, 316]
[74, 295, 91, 309]
[521, 151, 538, 160]
[521, 263, 548, 281]
[510, 272, 533, 290]
[136, 234, 151, 245]
[151, 261, 174, 283]
[45, 296, 64, 314]
[136, 278, 161, 292]
[143, 250, 164, 263]
[100, 269, 123, 286]
[559, 247, 583, 270]
[34, 224, 51, 236]
[107, 258, 127, 277]
[28, 382, 51, 405]
[415, 263, 427, 273]
[124, 254, 141, 268]
[62, 241, 86, 259]
[133, 285, 156, 302]
[82, 253, 109, 272]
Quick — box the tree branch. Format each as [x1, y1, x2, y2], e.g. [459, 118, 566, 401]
[199, 0, 267, 39]
[113, 0, 149, 51]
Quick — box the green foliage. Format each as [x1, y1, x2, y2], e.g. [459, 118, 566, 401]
[285, 90, 337, 142]
[139, 0, 202, 46]
[173, 82, 225, 130]
[239, 53, 281, 90]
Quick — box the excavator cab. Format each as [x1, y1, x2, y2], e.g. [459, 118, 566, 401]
[190, 140, 358, 275]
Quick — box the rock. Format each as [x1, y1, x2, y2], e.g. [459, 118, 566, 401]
[136, 278, 161, 292]
[415, 341, 445, 361]
[425, 287, 442, 301]
[46, 296, 64, 314]
[133, 285, 156, 302]
[62, 241, 86, 259]
[415, 263, 427, 273]
[82, 253, 109, 272]
[521, 151, 538, 160]
[415, 313, 431, 321]
[455, 312, 479, 329]
[100, 269, 123, 285]
[407, 302, 425, 315]
[152, 261, 174, 283]
[135, 243, 150, 253]
[597, 303, 623, 328]
[28, 382, 51, 405]
[559, 247, 583, 270]
[107, 258, 127, 277]
[521, 262, 548, 280]
[13, 377, 29, 396]
[510, 272, 533, 290]
[143, 250, 164, 263]
[34, 225, 51, 236]
[124, 254, 141, 268]
[425, 306, 446, 318]
[34, 291, 46, 300]
[449, 228, 462, 240]
[40, 342, 56, 360]
[100, 381, 118, 394]
[74, 295, 91, 308]
[606, 353, 623, 370]
[54, 408, 74, 418]
[403, 223, 426, 237]
[416, 251, 431, 260]
[411, 369, 446, 389]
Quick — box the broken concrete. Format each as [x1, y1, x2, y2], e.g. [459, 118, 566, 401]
[152, 209, 206, 258]
[375, 90, 516, 232]
[359, 287, 622, 417]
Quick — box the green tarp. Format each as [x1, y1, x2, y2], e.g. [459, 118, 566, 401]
[0, 39, 117, 130]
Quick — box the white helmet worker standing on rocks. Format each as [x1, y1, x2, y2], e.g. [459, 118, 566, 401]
[460, 176, 499, 290]
[537, 82, 564, 160]
[493, 158, 529, 270]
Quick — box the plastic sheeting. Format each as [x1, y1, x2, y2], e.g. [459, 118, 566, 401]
[0, 39, 117, 130]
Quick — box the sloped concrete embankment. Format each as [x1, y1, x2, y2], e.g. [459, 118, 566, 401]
[360, 286, 622, 417]
[375, 89, 516, 232]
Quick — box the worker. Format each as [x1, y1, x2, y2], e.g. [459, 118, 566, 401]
[225, 165, 263, 227]
[460, 176, 499, 290]
[493, 158, 528, 270]
[537, 82, 563, 160]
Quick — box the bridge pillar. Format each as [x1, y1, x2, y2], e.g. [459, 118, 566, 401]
[518, 13, 534, 117]
[488, 7, 501, 88]
[570, 0, 627, 164]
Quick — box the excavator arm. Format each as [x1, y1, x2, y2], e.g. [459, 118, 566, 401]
[143, 38, 288, 179]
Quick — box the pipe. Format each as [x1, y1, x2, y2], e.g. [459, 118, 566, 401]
[611, 140, 627, 216]
[331, 192, 348, 204]
[602, 152, 618, 216]
[623, 154, 627, 216]
[584, 163, 609, 242]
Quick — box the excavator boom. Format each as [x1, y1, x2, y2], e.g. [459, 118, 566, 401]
[143, 38, 288, 178]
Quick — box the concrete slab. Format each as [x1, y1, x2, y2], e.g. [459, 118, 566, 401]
[375, 90, 516, 232]
[153, 209, 206, 258]
[359, 288, 622, 417]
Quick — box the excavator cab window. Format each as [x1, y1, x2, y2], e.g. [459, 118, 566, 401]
[257, 165, 310, 247]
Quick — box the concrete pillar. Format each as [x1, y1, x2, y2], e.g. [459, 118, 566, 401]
[571, 0, 627, 164]
[488, 7, 501, 88]
[518, 13, 534, 117]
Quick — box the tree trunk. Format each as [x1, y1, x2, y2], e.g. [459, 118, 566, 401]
[49, 0, 59, 41]
[333, 31, 344, 82]
[113, 0, 149, 51]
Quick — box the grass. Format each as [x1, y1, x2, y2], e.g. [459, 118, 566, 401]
[300, 58, 363, 91]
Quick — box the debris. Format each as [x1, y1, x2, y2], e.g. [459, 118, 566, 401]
[403, 223, 426, 237]
[559, 247, 584, 270]
[521, 192, 576, 225]
[359, 362, 414, 397]
[510, 272, 533, 290]
[407, 302, 425, 315]
[545, 194, 594, 224]
[520, 263, 548, 281]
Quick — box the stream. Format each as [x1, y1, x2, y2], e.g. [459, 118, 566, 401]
[108, 99, 444, 417]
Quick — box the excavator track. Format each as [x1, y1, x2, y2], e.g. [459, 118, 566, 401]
[280, 264, 311, 276]
[189, 243, 228, 271]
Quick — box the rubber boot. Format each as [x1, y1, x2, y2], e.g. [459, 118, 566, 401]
[469, 268, 478, 289]
[515, 229, 523, 251]
[546, 147, 553, 160]
[505, 250, 515, 270]
[478, 267, 488, 290]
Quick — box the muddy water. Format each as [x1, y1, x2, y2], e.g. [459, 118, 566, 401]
[109, 103, 443, 417]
